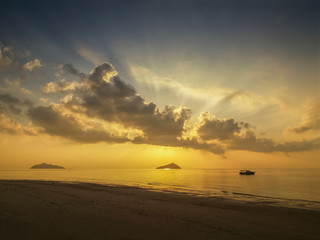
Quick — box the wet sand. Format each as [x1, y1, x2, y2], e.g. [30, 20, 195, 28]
[0, 180, 319, 240]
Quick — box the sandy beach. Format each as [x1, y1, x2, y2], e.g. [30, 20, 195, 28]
[0, 180, 319, 240]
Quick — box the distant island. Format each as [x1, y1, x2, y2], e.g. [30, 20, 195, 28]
[156, 163, 181, 169]
[31, 163, 65, 169]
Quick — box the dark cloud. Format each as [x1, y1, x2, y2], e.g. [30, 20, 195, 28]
[278, 138, 320, 152]
[0, 43, 35, 72]
[0, 92, 33, 115]
[7, 61, 318, 155]
[64, 63, 191, 142]
[289, 125, 312, 134]
[39, 63, 225, 154]
[60, 63, 85, 79]
[7, 104, 21, 115]
[0, 44, 14, 71]
[0, 105, 4, 114]
[42, 64, 86, 93]
[196, 112, 320, 153]
[0, 92, 22, 105]
[229, 130, 277, 152]
[28, 105, 129, 143]
[197, 114, 250, 141]
[133, 136, 225, 155]
[230, 130, 320, 153]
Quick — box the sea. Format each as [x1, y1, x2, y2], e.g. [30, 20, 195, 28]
[1, 168, 319, 210]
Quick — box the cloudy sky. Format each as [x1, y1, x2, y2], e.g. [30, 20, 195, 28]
[0, 0, 319, 169]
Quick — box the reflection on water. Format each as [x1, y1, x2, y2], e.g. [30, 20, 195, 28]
[1, 168, 319, 209]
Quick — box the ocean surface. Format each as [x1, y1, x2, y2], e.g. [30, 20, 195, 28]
[1, 168, 319, 210]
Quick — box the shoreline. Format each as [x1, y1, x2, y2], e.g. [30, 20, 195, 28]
[1, 180, 320, 240]
[1, 178, 319, 211]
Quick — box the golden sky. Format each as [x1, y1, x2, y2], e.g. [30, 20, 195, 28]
[0, 0, 319, 169]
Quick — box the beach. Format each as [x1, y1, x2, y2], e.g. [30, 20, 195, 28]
[0, 180, 319, 240]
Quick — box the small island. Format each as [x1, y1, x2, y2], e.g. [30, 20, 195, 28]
[31, 163, 65, 169]
[156, 163, 181, 169]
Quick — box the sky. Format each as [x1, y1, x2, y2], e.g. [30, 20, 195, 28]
[0, 0, 319, 169]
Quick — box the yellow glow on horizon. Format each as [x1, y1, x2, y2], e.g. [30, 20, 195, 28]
[1, 133, 320, 170]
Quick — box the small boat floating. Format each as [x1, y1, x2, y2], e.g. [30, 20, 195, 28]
[239, 170, 255, 175]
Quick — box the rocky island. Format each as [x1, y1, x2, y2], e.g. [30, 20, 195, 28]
[156, 163, 181, 169]
[31, 163, 65, 169]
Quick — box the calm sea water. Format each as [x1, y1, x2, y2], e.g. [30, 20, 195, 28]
[1, 168, 319, 209]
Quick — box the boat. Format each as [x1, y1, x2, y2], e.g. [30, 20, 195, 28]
[239, 170, 255, 175]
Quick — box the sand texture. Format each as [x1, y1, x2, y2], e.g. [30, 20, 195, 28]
[0, 180, 319, 240]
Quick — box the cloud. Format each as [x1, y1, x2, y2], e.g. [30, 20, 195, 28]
[0, 113, 36, 135]
[288, 99, 320, 134]
[2, 79, 32, 95]
[195, 112, 320, 153]
[26, 104, 225, 154]
[19, 88, 32, 95]
[0, 44, 13, 70]
[28, 105, 130, 143]
[43, 64, 85, 94]
[0, 92, 24, 105]
[3, 61, 318, 155]
[197, 112, 250, 141]
[60, 63, 80, 75]
[39, 98, 49, 104]
[57, 63, 85, 79]
[23, 59, 42, 71]
[133, 136, 225, 155]
[64, 63, 192, 141]
[37, 62, 225, 154]
[42, 79, 83, 93]
[0, 92, 33, 115]
[0, 43, 39, 73]
[230, 130, 320, 153]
